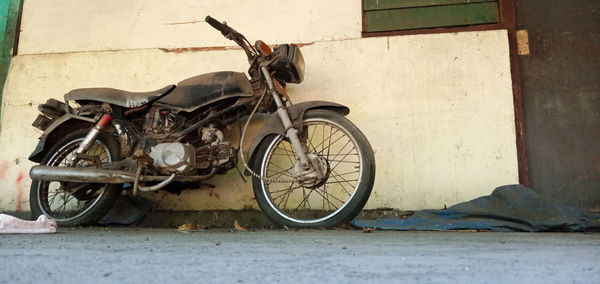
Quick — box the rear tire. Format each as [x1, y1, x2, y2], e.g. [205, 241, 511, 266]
[252, 109, 375, 228]
[30, 129, 121, 226]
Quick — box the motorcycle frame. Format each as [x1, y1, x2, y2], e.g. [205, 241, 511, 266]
[28, 17, 353, 187]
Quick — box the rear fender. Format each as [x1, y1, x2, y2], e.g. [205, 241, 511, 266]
[244, 101, 349, 175]
[28, 114, 94, 162]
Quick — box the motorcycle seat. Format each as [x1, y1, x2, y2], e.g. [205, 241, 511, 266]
[64, 85, 175, 108]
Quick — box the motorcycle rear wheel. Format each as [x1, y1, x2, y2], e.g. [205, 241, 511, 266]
[29, 129, 121, 226]
[252, 109, 375, 228]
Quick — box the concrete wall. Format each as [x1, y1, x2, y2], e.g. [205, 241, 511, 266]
[0, 0, 519, 212]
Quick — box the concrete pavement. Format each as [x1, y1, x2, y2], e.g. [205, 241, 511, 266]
[1, 228, 599, 283]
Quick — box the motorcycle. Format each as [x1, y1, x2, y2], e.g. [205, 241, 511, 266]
[27, 16, 375, 228]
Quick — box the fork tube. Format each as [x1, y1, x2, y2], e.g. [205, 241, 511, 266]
[260, 67, 310, 169]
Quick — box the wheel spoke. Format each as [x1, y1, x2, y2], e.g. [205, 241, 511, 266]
[328, 171, 357, 197]
[260, 116, 369, 225]
[267, 164, 295, 179]
[312, 187, 341, 210]
[294, 188, 316, 210]
[37, 138, 112, 222]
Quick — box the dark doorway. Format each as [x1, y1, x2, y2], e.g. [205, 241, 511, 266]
[516, 0, 600, 210]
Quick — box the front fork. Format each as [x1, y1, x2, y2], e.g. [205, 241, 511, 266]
[260, 67, 312, 171]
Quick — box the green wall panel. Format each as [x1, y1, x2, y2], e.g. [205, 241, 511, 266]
[365, 2, 499, 32]
[364, 0, 496, 11]
[0, 0, 22, 119]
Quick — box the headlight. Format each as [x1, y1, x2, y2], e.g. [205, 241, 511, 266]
[271, 44, 304, 84]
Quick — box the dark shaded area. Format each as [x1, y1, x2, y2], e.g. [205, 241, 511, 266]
[353, 185, 600, 232]
[517, 0, 600, 210]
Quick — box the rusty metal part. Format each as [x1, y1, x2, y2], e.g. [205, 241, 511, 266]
[101, 103, 112, 114]
[273, 80, 291, 103]
[75, 153, 102, 167]
[124, 104, 149, 117]
[145, 107, 158, 133]
[29, 165, 217, 184]
[132, 149, 154, 166]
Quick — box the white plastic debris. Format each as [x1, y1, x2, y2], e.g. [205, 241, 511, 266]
[0, 214, 57, 234]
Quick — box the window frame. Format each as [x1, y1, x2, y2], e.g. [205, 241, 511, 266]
[362, 0, 514, 38]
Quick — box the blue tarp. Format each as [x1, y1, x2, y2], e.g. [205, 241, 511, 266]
[353, 185, 600, 232]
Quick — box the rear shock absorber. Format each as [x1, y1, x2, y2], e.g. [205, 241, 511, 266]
[72, 114, 112, 160]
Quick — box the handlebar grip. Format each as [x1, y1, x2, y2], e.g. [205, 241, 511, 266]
[205, 15, 227, 34]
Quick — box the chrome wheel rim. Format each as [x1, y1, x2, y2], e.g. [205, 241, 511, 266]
[37, 138, 112, 222]
[260, 117, 363, 224]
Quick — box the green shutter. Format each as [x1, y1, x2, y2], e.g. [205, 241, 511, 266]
[364, 0, 499, 32]
[0, 0, 22, 119]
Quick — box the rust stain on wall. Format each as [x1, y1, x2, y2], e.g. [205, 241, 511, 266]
[164, 20, 204, 25]
[0, 161, 8, 179]
[159, 42, 314, 54]
[15, 172, 24, 212]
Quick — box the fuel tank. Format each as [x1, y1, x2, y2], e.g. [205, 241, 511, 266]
[155, 71, 253, 112]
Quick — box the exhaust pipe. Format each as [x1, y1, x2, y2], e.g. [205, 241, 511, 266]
[30, 165, 136, 184]
[30, 165, 218, 184]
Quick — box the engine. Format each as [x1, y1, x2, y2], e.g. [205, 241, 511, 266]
[146, 107, 181, 134]
[196, 125, 237, 173]
[147, 126, 236, 175]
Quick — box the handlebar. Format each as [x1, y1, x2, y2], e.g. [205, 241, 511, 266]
[205, 15, 257, 63]
[205, 16, 228, 35]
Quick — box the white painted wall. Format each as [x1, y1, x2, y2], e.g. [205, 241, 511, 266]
[18, 0, 361, 54]
[0, 0, 518, 212]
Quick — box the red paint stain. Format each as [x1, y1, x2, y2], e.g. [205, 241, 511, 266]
[16, 172, 24, 212]
[0, 161, 9, 179]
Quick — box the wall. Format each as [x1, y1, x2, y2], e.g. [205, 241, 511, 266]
[517, 0, 600, 211]
[0, 0, 519, 212]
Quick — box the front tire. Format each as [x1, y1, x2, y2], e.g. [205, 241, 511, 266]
[252, 109, 375, 228]
[30, 129, 121, 226]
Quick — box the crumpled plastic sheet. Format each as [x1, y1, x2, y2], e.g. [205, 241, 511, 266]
[353, 185, 600, 232]
[0, 214, 57, 234]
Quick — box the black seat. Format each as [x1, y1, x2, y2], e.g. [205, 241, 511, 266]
[64, 85, 175, 108]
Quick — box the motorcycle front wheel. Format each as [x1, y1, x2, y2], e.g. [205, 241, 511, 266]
[252, 109, 375, 228]
[29, 129, 121, 226]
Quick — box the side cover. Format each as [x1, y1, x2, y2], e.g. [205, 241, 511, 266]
[155, 71, 253, 112]
[244, 101, 350, 175]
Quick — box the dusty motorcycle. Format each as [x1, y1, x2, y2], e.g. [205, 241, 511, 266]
[28, 16, 375, 228]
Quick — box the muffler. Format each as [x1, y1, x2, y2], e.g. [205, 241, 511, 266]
[30, 165, 136, 184]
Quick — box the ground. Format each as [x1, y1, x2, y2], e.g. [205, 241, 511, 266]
[1, 228, 599, 283]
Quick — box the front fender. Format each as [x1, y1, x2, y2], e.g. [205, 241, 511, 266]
[244, 101, 349, 175]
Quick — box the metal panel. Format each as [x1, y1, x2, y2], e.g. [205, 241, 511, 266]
[363, 0, 495, 11]
[365, 2, 499, 32]
[517, 0, 600, 210]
